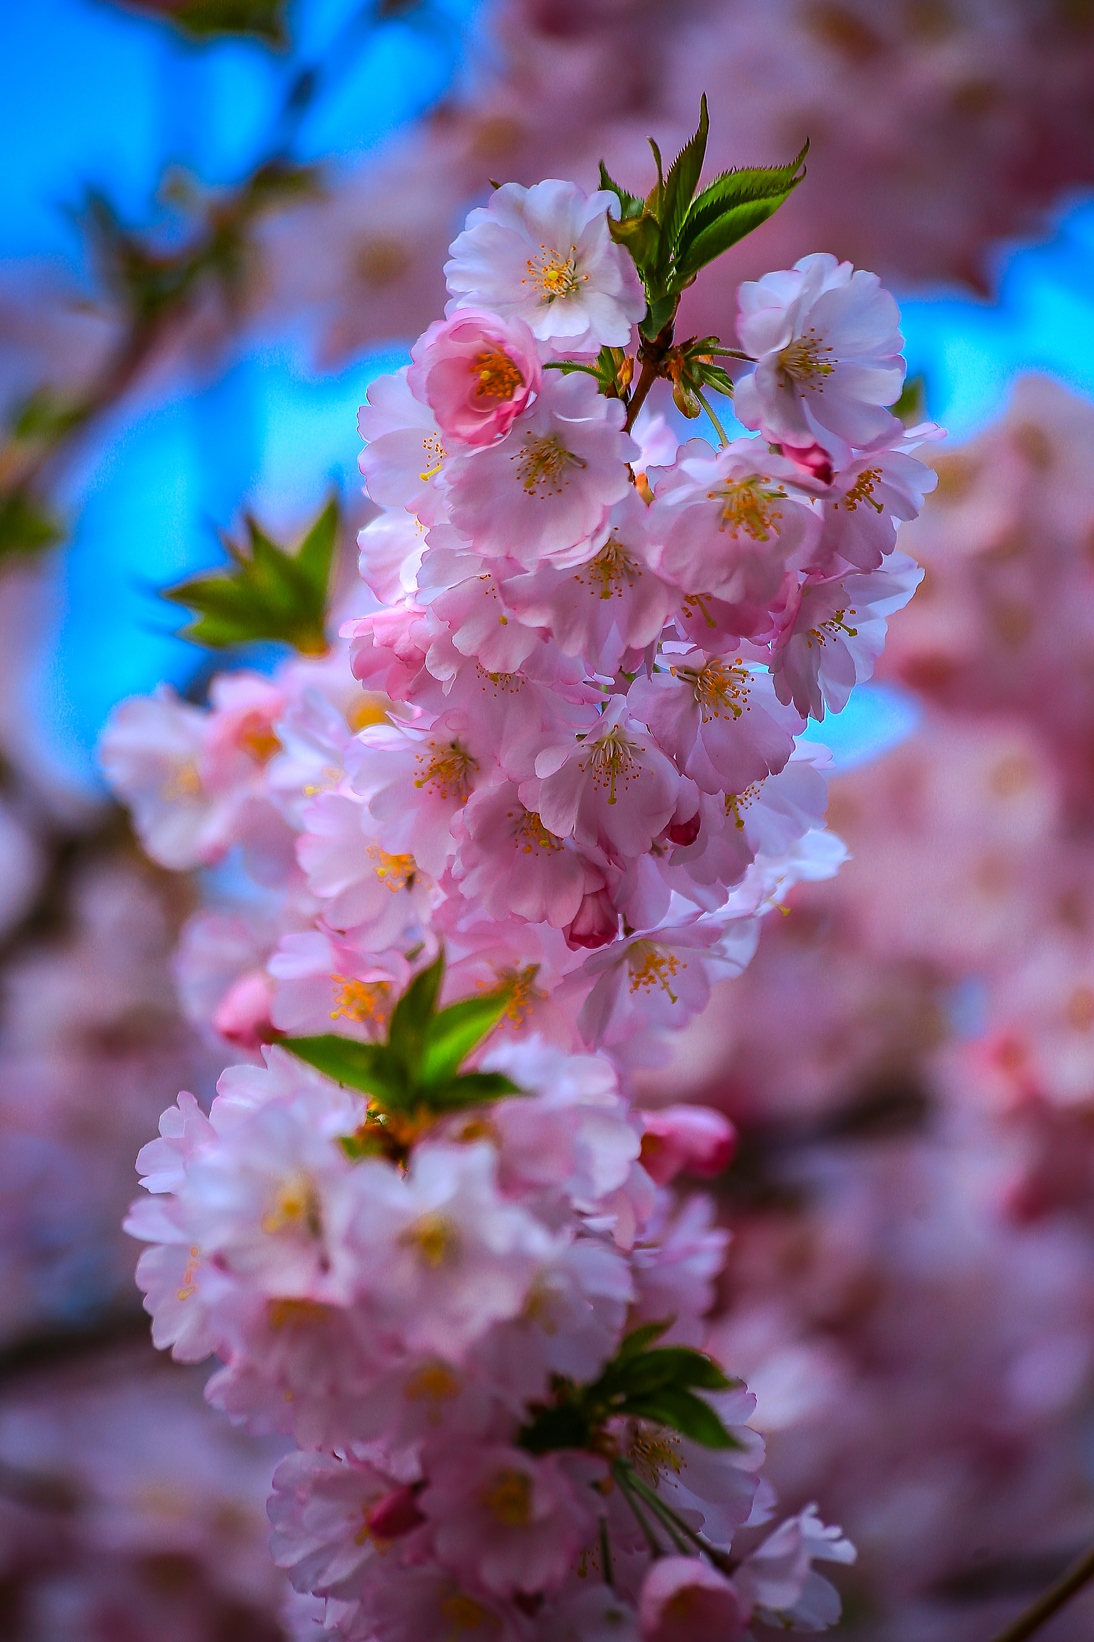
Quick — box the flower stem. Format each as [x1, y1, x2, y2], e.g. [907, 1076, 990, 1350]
[623, 1465, 737, 1576]
[624, 317, 677, 431]
[599, 1516, 615, 1589]
[695, 388, 730, 447]
[987, 1544, 1094, 1642]
[611, 1460, 665, 1558]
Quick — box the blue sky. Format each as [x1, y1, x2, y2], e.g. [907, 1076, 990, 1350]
[3, 0, 1092, 790]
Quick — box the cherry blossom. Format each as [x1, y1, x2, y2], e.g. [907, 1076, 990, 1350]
[734, 253, 905, 453]
[445, 369, 637, 565]
[408, 307, 542, 447]
[99, 149, 944, 1639]
[444, 179, 646, 353]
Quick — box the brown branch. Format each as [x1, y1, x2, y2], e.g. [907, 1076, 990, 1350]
[987, 1543, 1094, 1642]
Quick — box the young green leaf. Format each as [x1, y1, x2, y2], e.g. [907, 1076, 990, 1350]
[623, 1387, 737, 1449]
[674, 146, 808, 285]
[387, 952, 447, 1077]
[680, 145, 809, 252]
[660, 94, 710, 260]
[675, 195, 799, 286]
[0, 490, 63, 560]
[278, 1036, 408, 1106]
[163, 497, 337, 653]
[598, 162, 644, 222]
[420, 987, 515, 1090]
[119, 0, 289, 46]
[423, 1070, 523, 1110]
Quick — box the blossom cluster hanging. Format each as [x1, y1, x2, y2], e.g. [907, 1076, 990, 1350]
[101, 108, 938, 1640]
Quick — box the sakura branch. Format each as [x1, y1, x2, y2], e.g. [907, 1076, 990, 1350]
[102, 100, 941, 1640]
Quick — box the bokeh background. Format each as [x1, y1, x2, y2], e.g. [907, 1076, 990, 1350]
[3, 2, 1094, 1637]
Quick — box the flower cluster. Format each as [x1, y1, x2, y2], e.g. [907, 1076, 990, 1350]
[102, 131, 937, 1638]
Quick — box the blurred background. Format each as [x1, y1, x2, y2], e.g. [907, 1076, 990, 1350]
[2, 1, 1094, 1637]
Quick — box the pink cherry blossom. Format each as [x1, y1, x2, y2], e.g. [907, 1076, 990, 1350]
[638, 1103, 737, 1185]
[524, 694, 680, 859]
[638, 1557, 748, 1642]
[408, 307, 541, 447]
[734, 1506, 856, 1631]
[357, 367, 450, 524]
[770, 550, 923, 719]
[452, 779, 601, 928]
[501, 489, 675, 672]
[734, 253, 905, 452]
[444, 179, 646, 353]
[651, 438, 820, 633]
[445, 371, 636, 566]
[629, 651, 804, 796]
[422, 1444, 592, 1597]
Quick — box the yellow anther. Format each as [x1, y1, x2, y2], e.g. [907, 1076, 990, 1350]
[330, 975, 391, 1027]
[367, 845, 416, 891]
[480, 1468, 533, 1528]
[401, 1212, 457, 1269]
[471, 348, 524, 401]
[778, 327, 835, 387]
[627, 942, 683, 1002]
[835, 466, 884, 513]
[261, 1173, 323, 1239]
[582, 726, 637, 805]
[673, 656, 750, 722]
[523, 243, 585, 301]
[708, 476, 786, 541]
[413, 740, 478, 801]
[573, 535, 642, 600]
[513, 433, 587, 497]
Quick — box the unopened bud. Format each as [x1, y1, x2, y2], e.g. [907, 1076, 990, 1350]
[212, 970, 277, 1051]
[564, 887, 619, 950]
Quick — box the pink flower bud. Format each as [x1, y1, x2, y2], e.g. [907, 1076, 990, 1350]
[564, 886, 619, 950]
[780, 440, 834, 485]
[667, 812, 701, 847]
[638, 1104, 737, 1185]
[212, 970, 277, 1051]
[366, 1483, 426, 1541]
[408, 308, 541, 448]
[639, 1557, 748, 1642]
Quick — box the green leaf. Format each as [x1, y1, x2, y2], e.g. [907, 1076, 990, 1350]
[675, 198, 796, 286]
[117, 0, 289, 45]
[660, 95, 709, 259]
[163, 497, 337, 653]
[387, 952, 446, 1078]
[607, 210, 662, 280]
[639, 293, 677, 342]
[680, 145, 809, 252]
[0, 490, 63, 560]
[279, 1036, 408, 1106]
[425, 1071, 523, 1110]
[893, 372, 927, 426]
[612, 1347, 733, 1400]
[519, 1397, 592, 1456]
[420, 987, 514, 1089]
[623, 1387, 737, 1449]
[597, 162, 644, 221]
[612, 1321, 672, 1365]
[674, 145, 808, 285]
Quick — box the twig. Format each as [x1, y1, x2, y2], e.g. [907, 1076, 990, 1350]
[987, 1543, 1094, 1642]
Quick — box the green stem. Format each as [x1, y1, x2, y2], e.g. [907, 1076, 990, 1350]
[695, 388, 730, 447]
[623, 1467, 737, 1576]
[599, 1516, 615, 1589]
[611, 1461, 665, 1559]
[987, 1544, 1094, 1642]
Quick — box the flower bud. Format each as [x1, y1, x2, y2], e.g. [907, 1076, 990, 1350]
[638, 1104, 737, 1184]
[212, 970, 276, 1051]
[639, 1557, 748, 1642]
[366, 1483, 426, 1541]
[564, 887, 619, 950]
